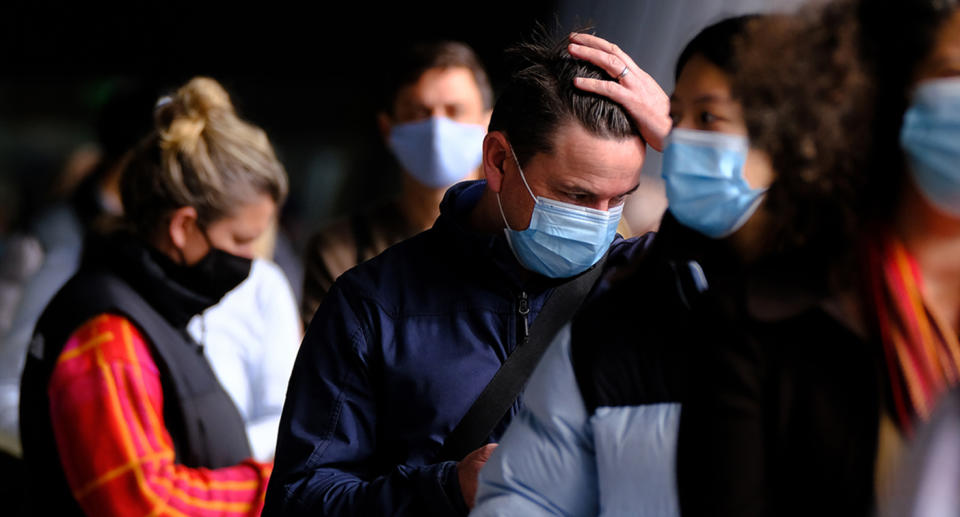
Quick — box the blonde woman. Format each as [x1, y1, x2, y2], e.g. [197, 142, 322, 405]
[19, 77, 287, 516]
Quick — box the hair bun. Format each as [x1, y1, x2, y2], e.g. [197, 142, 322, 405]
[156, 77, 235, 153]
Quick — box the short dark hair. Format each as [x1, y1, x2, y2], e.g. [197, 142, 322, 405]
[488, 26, 638, 167]
[674, 15, 758, 81]
[380, 41, 493, 113]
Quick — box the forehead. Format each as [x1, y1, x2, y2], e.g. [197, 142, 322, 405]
[529, 121, 645, 192]
[215, 194, 275, 231]
[673, 54, 732, 100]
[393, 66, 484, 108]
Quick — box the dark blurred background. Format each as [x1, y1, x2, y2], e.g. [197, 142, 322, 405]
[0, 0, 559, 251]
[0, 0, 809, 257]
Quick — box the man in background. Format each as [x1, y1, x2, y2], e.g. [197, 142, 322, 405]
[300, 41, 493, 324]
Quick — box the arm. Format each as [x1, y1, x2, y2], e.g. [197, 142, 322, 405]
[263, 281, 465, 516]
[49, 314, 270, 517]
[472, 325, 598, 517]
[676, 300, 766, 517]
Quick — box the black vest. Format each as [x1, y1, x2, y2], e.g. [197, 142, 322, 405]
[19, 239, 252, 515]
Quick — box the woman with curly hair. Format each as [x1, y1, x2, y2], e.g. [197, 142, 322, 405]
[19, 77, 287, 516]
[675, 0, 960, 515]
[560, 4, 879, 516]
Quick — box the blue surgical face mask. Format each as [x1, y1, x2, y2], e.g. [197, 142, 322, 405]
[900, 77, 960, 218]
[388, 116, 486, 189]
[497, 145, 623, 278]
[662, 128, 766, 239]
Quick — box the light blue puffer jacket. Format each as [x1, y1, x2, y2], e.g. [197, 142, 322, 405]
[471, 325, 681, 517]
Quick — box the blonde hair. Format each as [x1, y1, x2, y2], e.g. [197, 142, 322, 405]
[121, 77, 288, 237]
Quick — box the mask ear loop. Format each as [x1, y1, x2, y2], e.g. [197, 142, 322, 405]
[496, 193, 514, 231]
[507, 143, 538, 203]
[499, 142, 541, 232]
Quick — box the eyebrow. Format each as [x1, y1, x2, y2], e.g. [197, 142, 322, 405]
[560, 182, 641, 198]
[620, 183, 641, 197]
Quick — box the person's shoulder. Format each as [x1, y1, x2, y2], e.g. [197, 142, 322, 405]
[337, 225, 444, 287]
[325, 226, 465, 324]
[55, 313, 151, 374]
[305, 217, 359, 280]
[606, 231, 656, 264]
[571, 242, 691, 411]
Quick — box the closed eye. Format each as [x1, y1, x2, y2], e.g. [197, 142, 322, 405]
[565, 192, 590, 203]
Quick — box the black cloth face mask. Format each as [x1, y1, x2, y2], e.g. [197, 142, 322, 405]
[166, 245, 253, 303]
[81, 229, 254, 329]
[140, 226, 254, 328]
[167, 226, 253, 304]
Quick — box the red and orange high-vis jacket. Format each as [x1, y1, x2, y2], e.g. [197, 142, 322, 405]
[47, 313, 271, 516]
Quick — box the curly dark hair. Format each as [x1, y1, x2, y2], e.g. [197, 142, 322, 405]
[731, 0, 874, 274]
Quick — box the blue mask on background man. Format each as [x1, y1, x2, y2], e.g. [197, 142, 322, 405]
[901, 77, 960, 218]
[497, 145, 622, 278]
[388, 116, 486, 189]
[662, 128, 766, 239]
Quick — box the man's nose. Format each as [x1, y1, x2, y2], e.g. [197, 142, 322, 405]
[591, 200, 612, 212]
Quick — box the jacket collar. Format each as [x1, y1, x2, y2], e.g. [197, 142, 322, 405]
[434, 180, 563, 294]
[81, 230, 229, 329]
[656, 213, 836, 324]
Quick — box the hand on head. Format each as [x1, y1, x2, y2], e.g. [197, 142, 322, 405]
[568, 32, 672, 151]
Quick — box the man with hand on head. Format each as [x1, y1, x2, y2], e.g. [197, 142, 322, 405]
[300, 41, 493, 325]
[264, 28, 669, 517]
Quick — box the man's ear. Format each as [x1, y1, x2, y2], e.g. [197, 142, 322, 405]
[482, 131, 510, 193]
[167, 206, 199, 250]
[377, 112, 393, 145]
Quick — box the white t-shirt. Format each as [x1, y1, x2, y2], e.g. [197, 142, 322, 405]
[188, 258, 301, 462]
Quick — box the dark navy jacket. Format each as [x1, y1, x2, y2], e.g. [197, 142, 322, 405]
[263, 180, 651, 516]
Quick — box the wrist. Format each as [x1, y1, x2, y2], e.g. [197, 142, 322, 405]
[441, 460, 469, 516]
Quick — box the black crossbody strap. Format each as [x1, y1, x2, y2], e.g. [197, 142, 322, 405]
[437, 253, 608, 462]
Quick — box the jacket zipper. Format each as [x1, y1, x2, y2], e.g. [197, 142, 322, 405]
[517, 291, 530, 345]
